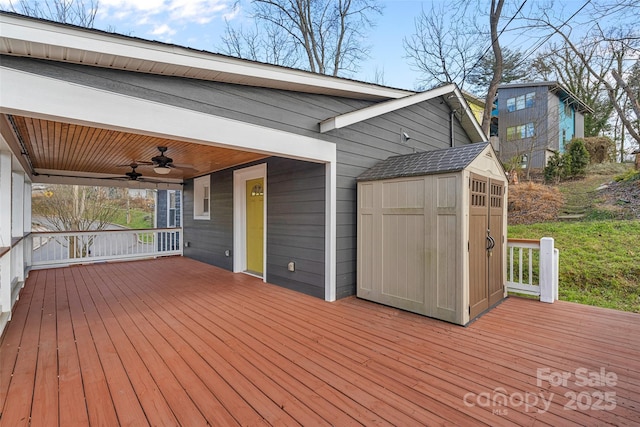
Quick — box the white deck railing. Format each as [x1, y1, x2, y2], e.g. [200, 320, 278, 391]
[0, 236, 30, 321]
[507, 237, 559, 303]
[30, 228, 183, 269]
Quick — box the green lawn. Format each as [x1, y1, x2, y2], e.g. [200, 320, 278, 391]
[112, 208, 154, 229]
[508, 220, 640, 313]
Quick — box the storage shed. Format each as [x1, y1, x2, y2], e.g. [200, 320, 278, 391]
[356, 142, 508, 325]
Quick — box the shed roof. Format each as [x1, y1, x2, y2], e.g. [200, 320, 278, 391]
[357, 142, 490, 182]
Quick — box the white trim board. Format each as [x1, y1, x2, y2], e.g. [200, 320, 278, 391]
[0, 67, 337, 164]
[0, 13, 410, 101]
[320, 84, 487, 143]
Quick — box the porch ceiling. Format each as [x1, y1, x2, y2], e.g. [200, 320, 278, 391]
[6, 114, 268, 183]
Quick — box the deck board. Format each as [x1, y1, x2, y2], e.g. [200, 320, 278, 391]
[1, 257, 639, 426]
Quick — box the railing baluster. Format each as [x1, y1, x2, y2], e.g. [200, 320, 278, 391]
[518, 247, 523, 285]
[509, 246, 514, 283]
[29, 228, 183, 268]
[528, 248, 533, 286]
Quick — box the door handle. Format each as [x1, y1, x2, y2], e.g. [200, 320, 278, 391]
[486, 235, 495, 251]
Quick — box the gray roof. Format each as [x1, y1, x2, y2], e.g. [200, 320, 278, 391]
[357, 143, 489, 182]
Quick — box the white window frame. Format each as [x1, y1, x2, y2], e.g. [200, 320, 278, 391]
[167, 190, 177, 227]
[193, 175, 210, 220]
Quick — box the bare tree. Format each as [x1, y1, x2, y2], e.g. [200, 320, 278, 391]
[5, 0, 98, 27]
[221, 18, 301, 68]
[531, 40, 615, 138]
[403, 2, 484, 91]
[404, 0, 507, 136]
[527, 5, 640, 161]
[482, 0, 506, 137]
[33, 185, 121, 257]
[221, 0, 383, 77]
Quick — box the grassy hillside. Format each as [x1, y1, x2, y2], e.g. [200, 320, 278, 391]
[507, 163, 640, 313]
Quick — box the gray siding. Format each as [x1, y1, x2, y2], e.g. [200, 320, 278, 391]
[1, 56, 371, 140]
[183, 157, 326, 297]
[266, 158, 326, 298]
[8, 55, 475, 299]
[183, 169, 235, 270]
[497, 86, 551, 168]
[157, 190, 168, 228]
[333, 99, 473, 298]
[575, 113, 585, 138]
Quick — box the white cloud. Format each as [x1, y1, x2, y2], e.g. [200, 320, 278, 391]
[167, 0, 233, 24]
[94, 0, 236, 42]
[150, 23, 176, 36]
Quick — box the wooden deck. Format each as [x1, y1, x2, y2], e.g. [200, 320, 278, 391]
[1, 257, 639, 426]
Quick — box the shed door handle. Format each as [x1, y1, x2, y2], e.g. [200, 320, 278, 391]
[486, 235, 495, 251]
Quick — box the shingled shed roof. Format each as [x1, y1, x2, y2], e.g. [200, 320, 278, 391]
[357, 142, 490, 182]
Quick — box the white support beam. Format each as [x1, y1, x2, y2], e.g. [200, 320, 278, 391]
[1, 67, 336, 164]
[0, 151, 11, 247]
[0, 150, 12, 314]
[325, 160, 337, 302]
[12, 172, 24, 239]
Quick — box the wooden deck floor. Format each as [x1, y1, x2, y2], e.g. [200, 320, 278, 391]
[1, 257, 639, 426]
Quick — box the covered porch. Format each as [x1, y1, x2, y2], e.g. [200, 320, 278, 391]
[1, 257, 639, 426]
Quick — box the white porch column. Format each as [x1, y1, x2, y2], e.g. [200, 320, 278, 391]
[11, 172, 25, 283]
[23, 179, 32, 270]
[12, 172, 24, 238]
[325, 160, 337, 302]
[0, 151, 12, 313]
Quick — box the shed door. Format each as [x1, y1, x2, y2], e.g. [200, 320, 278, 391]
[469, 174, 504, 319]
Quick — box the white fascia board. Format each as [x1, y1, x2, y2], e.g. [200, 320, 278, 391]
[0, 14, 410, 101]
[320, 84, 457, 133]
[451, 86, 488, 142]
[0, 66, 336, 164]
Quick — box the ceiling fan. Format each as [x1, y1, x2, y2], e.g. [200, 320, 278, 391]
[150, 146, 174, 175]
[118, 162, 146, 181]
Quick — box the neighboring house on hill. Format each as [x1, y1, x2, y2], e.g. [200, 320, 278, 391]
[0, 12, 487, 307]
[156, 189, 182, 251]
[156, 190, 181, 229]
[463, 91, 499, 150]
[492, 82, 593, 169]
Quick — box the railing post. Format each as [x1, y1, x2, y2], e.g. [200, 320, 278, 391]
[539, 237, 556, 303]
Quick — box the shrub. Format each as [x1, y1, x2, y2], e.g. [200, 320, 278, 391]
[544, 152, 564, 184]
[614, 168, 640, 183]
[565, 138, 590, 177]
[544, 139, 590, 183]
[583, 136, 616, 163]
[508, 181, 565, 225]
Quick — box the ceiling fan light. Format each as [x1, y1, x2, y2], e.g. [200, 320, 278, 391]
[154, 165, 171, 175]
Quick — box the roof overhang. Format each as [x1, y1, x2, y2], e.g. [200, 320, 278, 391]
[319, 84, 488, 142]
[0, 12, 411, 101]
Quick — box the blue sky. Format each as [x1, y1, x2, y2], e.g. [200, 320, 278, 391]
[2, 0, 626, 91]
[84, 0, 431, 89]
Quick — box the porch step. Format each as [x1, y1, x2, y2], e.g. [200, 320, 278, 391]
[557, 213, 586, 220]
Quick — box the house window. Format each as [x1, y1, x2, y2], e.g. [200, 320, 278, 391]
[525, 92, 535, 108]
[564, 102, 572, 117]
[168, 190, 177, 227]
[506, 92, 535, 112]
[193, 175, 210, 220]
[506, 123, 535, 141]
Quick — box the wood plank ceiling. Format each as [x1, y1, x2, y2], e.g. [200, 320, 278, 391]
[9, 115, 268, 181]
